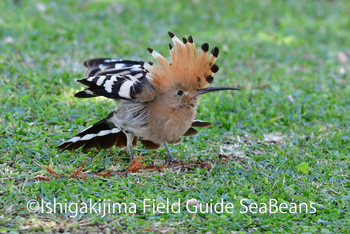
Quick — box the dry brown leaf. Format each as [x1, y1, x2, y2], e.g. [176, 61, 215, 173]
[218, 154, 230, 164]
[70, 160, 86, 179]
[42, 165, 60, 179]
[128, 157, 145, 172]
[200, 161, 211, 171]
[144, 164, 170, 172]
[97, 170, 112, 178]
[79, 172, 88, 180]
[34, 175, 51, 181]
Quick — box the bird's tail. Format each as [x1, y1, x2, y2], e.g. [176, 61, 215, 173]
[57, 113, 137, 151]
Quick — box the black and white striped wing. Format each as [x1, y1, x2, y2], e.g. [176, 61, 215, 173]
[75, 59, 155, 102]
[83, 58, 142, 77]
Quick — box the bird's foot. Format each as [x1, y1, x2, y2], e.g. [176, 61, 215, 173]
[164, 143, 182, 165]
[165, 155, 182, 165]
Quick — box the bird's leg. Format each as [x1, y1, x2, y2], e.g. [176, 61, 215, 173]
[126, 133, 135, 163]
[165, 143, 179, 165]
[128, 145, 134, 163]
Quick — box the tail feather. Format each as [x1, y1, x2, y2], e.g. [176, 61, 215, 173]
[57, 114, 123, 151]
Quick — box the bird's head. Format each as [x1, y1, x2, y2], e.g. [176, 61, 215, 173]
[142, 32, 239, 109]
[160, 84, 240, 110]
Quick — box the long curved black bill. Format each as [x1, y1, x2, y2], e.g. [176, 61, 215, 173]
[193, 87, 240, 97]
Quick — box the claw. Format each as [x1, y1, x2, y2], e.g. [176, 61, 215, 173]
[164, 143, 181, 165]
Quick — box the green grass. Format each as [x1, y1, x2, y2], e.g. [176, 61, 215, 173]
[1, 0, 349, 232]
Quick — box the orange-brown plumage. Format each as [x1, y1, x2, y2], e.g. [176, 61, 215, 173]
[144, 32, 219, 92]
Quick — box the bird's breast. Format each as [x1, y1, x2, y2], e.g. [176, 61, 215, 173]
[147, 104, 197, 144]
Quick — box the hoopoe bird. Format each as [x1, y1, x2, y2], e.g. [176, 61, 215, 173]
[57, 32, 239, 163]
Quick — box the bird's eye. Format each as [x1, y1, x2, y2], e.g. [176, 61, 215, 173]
[177, 90, 184, 96]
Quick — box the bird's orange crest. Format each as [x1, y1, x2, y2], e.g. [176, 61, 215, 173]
[143, 32, 220, 92]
